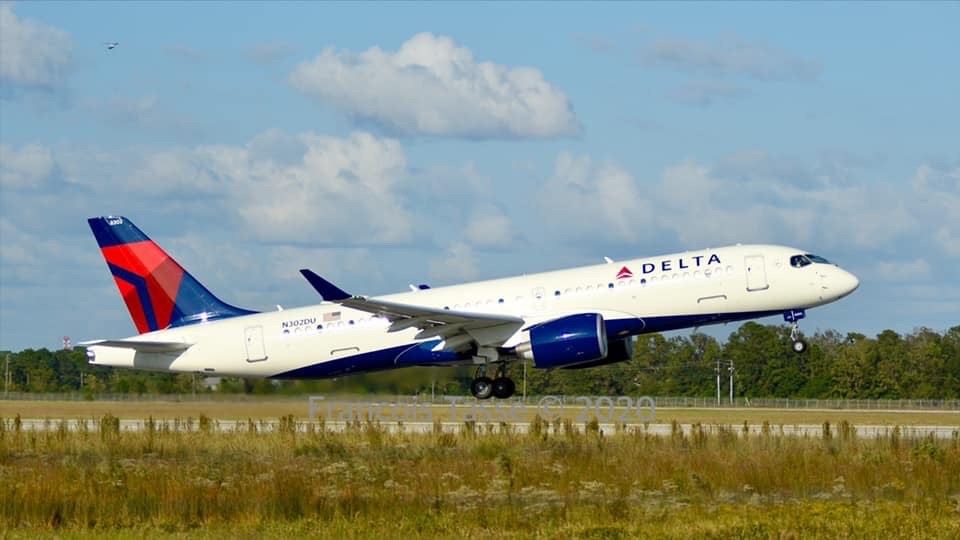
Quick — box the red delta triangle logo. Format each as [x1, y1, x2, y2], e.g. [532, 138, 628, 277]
[616, 266, 633, 280]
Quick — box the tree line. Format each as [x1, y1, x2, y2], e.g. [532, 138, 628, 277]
[2, 323, 958, 399]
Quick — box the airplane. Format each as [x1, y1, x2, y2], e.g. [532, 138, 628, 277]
[82, 216, 859, 399]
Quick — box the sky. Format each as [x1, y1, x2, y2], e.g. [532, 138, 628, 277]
[1, 1, 958, 351]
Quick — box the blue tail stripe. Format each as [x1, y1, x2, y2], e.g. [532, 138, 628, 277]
[108, 263, 160, 332]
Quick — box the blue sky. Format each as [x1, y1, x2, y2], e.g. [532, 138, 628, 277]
[1, 1, 958, 351]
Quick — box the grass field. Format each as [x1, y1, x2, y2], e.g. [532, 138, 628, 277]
[2, 409, 959, 538]
[3, 397, 959, 426]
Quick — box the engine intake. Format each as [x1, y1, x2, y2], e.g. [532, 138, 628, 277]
[517, 313, 608, 369]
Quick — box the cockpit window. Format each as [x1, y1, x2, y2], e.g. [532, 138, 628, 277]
[791, 253, 832, 268]
[790, 255, 812, 268]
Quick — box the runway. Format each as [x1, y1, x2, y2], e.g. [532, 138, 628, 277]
[11, 417, 959, 439]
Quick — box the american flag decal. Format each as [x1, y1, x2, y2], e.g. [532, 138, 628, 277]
[323, 311, 341, 322]
[616, 266, 633, 279]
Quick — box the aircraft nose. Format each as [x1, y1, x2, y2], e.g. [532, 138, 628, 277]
[836, 268, 860, 297]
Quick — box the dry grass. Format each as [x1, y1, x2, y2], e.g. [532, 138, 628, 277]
[1, 414, 959, 538]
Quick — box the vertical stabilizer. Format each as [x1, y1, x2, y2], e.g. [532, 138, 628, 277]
[88, 216, 256, 334]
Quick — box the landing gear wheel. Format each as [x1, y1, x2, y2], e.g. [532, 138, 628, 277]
[471, 376, 494, 400]
[492, 377, 516, 399]
[788, 320, 807, 354]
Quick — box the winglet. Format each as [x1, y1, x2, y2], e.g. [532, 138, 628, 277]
[299, 269, 351, 301]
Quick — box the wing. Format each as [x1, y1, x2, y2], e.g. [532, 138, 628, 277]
[299, 269, 523, 347]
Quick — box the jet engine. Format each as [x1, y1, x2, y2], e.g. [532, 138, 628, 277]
[561, 337, 633, 370]
[516, 313, 608, 368]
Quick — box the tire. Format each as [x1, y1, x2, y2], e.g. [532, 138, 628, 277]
[471, 376, 494, 399]
[792, 340, 807, 354]
[492, 377, 516, 399]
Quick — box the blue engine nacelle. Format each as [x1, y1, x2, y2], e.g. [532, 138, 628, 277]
[561, 337, 633, 370]
[518, 313, 608, 369]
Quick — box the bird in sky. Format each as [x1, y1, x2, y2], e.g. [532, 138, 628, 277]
[103, 42, 119, 50]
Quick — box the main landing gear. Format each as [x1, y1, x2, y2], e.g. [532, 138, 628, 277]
[470, 364, 516, 400]
[784, 309, 808, 354]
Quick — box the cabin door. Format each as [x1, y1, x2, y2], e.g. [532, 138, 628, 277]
[744, 255, 769, 292]
[244, 326, 268, 362]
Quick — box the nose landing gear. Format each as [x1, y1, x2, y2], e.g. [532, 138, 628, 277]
[470, 364, 516, 400]
[784, 309, 807, 354]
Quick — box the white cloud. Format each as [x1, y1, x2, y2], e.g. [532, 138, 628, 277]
[0, 215, 99, 286]
[5, 131, 417, 247]
[874, 258, 931, 281]
[463, 206, 517, 248]
[428, 242, 478, 283]
[0, 143, 56, 189]
[537, 153, 654, 245]
[641, 33, 820, 81]
[231, 131, 414, 245]
[652, 158, 808, 246]
[121, 131, 415, 245]
[0, 2, 72, 94]
[911, 162, 960, 257]
[289, 32, 581, 138]
[534, 151, 960, 266]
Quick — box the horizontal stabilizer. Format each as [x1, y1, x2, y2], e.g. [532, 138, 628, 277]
[299, 269, 351, 301]
[80, 339, 192, 353]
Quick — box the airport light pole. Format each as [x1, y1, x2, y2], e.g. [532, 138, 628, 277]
[715, 357, 721, 406]
[728, 359, 735, 405]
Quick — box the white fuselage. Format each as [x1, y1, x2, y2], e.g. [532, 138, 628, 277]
[88, 244, 859, 378]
